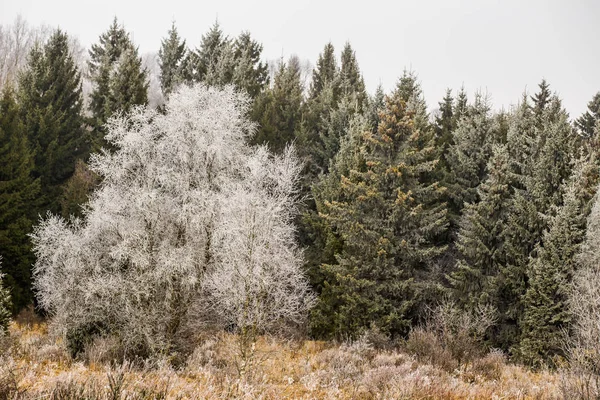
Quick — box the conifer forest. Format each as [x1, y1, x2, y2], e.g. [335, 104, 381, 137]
[1, 11, 600, 399]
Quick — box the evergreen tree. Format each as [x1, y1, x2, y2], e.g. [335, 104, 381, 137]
[519, 157, 599, 366]
[454, 86, 469, 124]
[250, 57, 303, 153]
[309, 42, 338, 100]
[531, 79, 552, 124]
[445, 93, 494, 216]
[395, 70, 429, 133]
[575, 92, 600, 139]
[231, 31, 269, 98]
[184, 21, 229, 84]
[88, 18, 147, 147]
[311, 91, 447, 338]
[0, 88, 40, 313]
[434, 88, 456, 169]
[158, 21, 187, 97]
[339, 42, 367, 111]
[449, 144, 514, 310]
[18, 29, 86, 214]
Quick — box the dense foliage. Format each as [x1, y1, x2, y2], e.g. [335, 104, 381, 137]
[0, 15, 599, 369]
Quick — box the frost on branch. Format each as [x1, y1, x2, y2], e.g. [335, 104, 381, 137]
[31, 84, 314, 358]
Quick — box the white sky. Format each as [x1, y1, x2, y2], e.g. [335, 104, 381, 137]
[1, 0, 599, 117]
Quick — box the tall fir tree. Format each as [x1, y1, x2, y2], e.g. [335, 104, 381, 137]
[310, 91, 447, 339]
[250, 56, 303, 154]
[519, 156, 599, 366]
[449, 144, 514, 311]
[445, 93, 494, 218]
[575, 92, 600, 139]
[158, 21, 187, 97]
[308, 42, 338, 101]
[88, 18, 148, 148]
[18, 29, 86, 214]
[434, 88, 456, 169]
[0, 88, 40, 313]
[231, 32, 269, 98]
[339, 42, 367, 112]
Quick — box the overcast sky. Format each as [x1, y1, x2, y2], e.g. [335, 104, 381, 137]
[1, 0, 599, 117]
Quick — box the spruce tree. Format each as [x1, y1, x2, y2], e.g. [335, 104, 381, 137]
[250, 57, 303, 153]
[0, 88, 40, 313]
[445, 93, 494, 216]
[531, 79, 552, 124]
[158, 21, 187, 97]
[575, 92, 600, 139]
[454, 86, 469, 124]
[185, 21, 229, 84]
[311, 91, 447, 338]
[88, 18, 148, 148]
[18, 29, 86, 214]
[308, 42, 338, 100]
[395, 70, 429, 133]
[519, 157, 599, 366]
[231, 32, 269, 98]
[449, 144, 514, 310]
[339, 42, 367, 111]
[434, 88, 456, 169]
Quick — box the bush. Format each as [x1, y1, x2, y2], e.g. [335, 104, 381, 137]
[404, 300, 496, 371]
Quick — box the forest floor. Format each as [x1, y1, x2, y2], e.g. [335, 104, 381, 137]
[0, 315, 566, 399]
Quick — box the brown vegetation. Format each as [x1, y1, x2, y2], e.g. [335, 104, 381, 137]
[0, 318, 564, 399]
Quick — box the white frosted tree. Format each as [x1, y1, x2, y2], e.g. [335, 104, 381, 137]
[31, 84, 313, 359]
[567, 185, 600, 396]
[0, 257, 11, 335]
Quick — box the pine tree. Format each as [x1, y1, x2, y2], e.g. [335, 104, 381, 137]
[88, 18, 147, 148]
[449, 144, 514, 310]
[250, 57, 303, 153]
[575, 92, 600, 139]
[108, 47, 149, 116]
[339, 42, 367, 111]
[158, 21, 187, 97]
[0, 257, 11, 334]
[18, 29, 86, 214]
[434, 88, 456, 169]
[519, 157, 599, 366]
[445, 93, 494, 216]
[531, 79, 552, 124]
[395, 70, 429, 133]
[309, 42, 338, 100]
[454, 86, 469, 124]
[0, 88, 40, 313]
[185, 21, 229, 84]
[231, 31, 269, 98]
[311, 91, 447, 338]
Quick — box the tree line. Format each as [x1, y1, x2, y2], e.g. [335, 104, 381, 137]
[1, 16, 600, 368]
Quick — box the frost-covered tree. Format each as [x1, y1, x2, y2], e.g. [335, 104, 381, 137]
[567, 171, 600, 393]
[31, 84, 313, 359]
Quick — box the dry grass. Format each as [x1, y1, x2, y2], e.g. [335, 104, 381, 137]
[0, 320, 565, 399]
